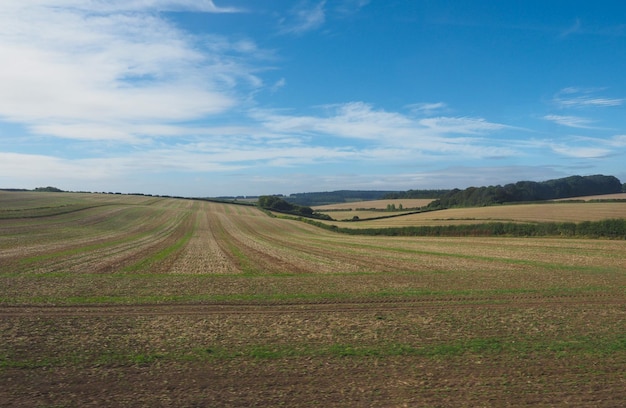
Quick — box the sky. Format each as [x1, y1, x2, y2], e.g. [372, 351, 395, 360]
[1, 0, 626, 197]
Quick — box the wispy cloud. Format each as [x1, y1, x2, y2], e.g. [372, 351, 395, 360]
[550, 144, 611, 159]
[49, 0, 243, 13]
[543, 114, 594, 129]
[269, 78, 287, 93]
[608, 135, 626, 147]
[406, 102, 448, 116]
[419, 117, 508, 135]
[251, 102, 515, 159]
[279, 1, 327, 35]
[560, 18, 581, 38]
[553, 87, 623, 109]
[335, 0, 370, 15]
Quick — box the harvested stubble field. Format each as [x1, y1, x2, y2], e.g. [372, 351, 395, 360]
[1, 191, 626, 407]
[317, 201, 626, 226]
[313, 198, 434, 221]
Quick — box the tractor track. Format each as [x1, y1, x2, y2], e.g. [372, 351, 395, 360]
[1, 292, 623, 317]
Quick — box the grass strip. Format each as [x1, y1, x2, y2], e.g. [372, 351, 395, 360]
[3, 335, 625, 369]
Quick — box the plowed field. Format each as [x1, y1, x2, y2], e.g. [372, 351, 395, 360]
[1, 191, 625, 407]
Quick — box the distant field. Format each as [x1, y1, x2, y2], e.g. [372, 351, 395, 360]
[2, 191, 626, 406]
[555, 192, 626, 201]
[313, 198, 435, 220]
[314, 201, 626, 227]
[313, 194, 626, 222]
[313, 198, 434, 210]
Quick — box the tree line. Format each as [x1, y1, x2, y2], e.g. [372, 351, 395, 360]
[257, 195, 332, 220]
[425, 175, 622, 209]
[301, 218, 626, 239]
[285, 190, 396, 206]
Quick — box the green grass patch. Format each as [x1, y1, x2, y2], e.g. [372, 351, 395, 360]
[3, 334, 625, 370]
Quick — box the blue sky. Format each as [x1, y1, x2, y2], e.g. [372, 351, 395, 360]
[1, 0, 625, 196]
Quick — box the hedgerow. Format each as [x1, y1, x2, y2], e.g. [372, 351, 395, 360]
[301, 218, 626, 239]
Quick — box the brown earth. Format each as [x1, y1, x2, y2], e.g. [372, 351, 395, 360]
[2, 295, 626, 407]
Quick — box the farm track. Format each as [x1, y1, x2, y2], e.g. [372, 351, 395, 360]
[1, 292, 623, 317]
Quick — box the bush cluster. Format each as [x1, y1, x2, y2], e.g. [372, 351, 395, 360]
[258, 195, 332, 220]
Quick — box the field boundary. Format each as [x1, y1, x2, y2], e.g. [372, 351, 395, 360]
[298, 217, 626, 238]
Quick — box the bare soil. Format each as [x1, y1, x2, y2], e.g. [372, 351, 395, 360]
[2, 295, 625, 407]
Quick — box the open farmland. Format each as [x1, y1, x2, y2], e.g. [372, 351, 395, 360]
[313, 198, 434, 221]
[316, 201, 626, 227]
[1, 191, 626, 407]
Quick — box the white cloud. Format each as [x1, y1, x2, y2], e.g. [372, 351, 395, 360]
[419, 117, 508, 134]
[0, 152, 119, 182]
[253, 102, 412, 140]
[0, 1, 258, 141]
[8, 0, 242, 14]
[550, 144, 610, 159]
[543, 114, 594, 129]
[255, 102, 506, 139]
[0, 96, 521, 191]
[608, 135, 626, 147]
[0, 142, 365, 190]
[250, 102, 515, 159]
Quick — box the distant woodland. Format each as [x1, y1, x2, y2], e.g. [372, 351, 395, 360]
[285, 190, 397, 206]
[285, 190, 450, 206]
[425, 175, 623, 209]
[4, 175, 623, 210]
[283, 175, 623, 208]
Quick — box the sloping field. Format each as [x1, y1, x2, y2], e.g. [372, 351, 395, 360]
[1, 191, 626, 406]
